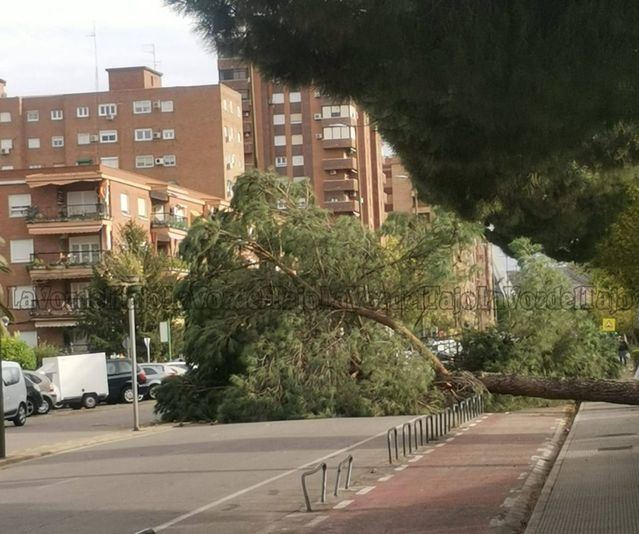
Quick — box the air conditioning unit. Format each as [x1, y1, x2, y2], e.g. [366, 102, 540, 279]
[105, 114, 115, 121]
[328, 170, 337, 176]
[313, 113, 322, 120]
[153, 132, 162, 139]
[90, 135, 99, 143]
[315, 133, 323, 139]
[153, 101, 162, 109]
[155, 157, 165, 166]
[0, 148, 10, 155]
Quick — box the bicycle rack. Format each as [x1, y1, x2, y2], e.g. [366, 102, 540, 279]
[387, 427, 399, 464]
[333, 454, 354, 496]
[301, 462, 327, 512]
[414, 417, 424, 447]
[401, 422, 413, 456]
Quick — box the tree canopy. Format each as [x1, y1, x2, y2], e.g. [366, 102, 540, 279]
[168, 0, 639, 260]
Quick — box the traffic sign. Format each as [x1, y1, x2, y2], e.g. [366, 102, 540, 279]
[602, 317, 616, 332]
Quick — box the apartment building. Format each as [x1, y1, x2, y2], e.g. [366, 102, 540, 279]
[217, 58, 387, 228]
[0, 67, 244, 201]
[0, 164, 222, 351]
[382, 156, 495, 331]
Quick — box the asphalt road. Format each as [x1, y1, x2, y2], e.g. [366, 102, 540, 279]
[0, 414, 410, 534]
[5, 401, 159, 455]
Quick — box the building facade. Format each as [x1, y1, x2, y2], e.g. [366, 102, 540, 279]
[217, 58, 387, 228]
[0, 67, 244, 202]
[0, 164, 221, 351]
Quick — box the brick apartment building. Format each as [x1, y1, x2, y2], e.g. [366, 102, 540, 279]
[0, 66, 245, 201]
[383, 157, 495, 331]
[0, 164, 221, 350]
[217, 57, 387, 228]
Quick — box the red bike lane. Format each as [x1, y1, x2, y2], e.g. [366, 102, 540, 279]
[308, 407, 568, 534]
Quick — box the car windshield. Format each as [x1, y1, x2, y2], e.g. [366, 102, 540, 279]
[25, 372, 42, 384]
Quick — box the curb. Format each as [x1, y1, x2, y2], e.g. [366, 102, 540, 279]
[491, 404, 576, 534]
[523, 403, 582, 533]
[0, 424, 174, 470]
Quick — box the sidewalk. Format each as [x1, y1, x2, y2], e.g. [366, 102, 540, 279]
[526, 402, 639, 534]
[296, 407, 569, 534]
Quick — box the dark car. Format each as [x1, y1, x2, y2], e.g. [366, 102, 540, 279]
[105, 359, 148, 404]
[24, 375, 45, 417]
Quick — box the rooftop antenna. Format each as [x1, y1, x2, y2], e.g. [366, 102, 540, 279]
[144, 44, 159, 71]
[89, 22, 99, 91]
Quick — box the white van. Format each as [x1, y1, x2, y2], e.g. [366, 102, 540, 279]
[2, 361, 28, 426]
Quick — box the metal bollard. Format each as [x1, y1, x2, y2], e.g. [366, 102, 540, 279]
[402, 422, 413, 456]
[387, 427, 399, 464]
[334, 455, 354, 496]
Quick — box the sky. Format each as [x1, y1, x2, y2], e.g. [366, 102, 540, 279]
[0, 0, 219, 97]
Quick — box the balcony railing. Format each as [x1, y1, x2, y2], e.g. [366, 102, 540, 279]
[28, 250, 103, 271]
[30, 293, 90, 318]
[151, 213, 189, 231]
[27, 203, 109, 223]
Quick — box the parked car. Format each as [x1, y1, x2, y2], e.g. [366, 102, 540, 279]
[24, 375, 46, 416]
[2, 361, 28, 426]
[141, 364, 176, 400]
[164, 360, 190, 375]
[23, 370, 59, 413]
[106, 359, 148, 403]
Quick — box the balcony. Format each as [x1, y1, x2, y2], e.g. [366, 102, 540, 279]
[322, 138, 356, 150]
[26, 204, 110, 236]
[29, 293, 88, 327]
[384, 180, 393, 194]
[28, 250, 103, 281]
[323, 178, 359, 193]
[151, 213, 189, 231]
[325, 200, 360, 213]
[322, 157, 358, 172]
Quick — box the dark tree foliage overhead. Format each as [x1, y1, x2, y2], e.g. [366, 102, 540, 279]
[167, 0, 639, 260]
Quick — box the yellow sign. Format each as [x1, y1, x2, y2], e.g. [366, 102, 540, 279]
[602, 318, 616, 332]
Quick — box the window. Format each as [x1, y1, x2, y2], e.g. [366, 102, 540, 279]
[291, 134, 303, 145]
[290, 113, 302, 124]
[134, 128, 153, 141]
[292, 155, 304, 166]
[0, 112, 10, 123]
[223, 126, 228, 141]
[137, 198, 148, 218]
[69, 236, 100, 264]
[66, 190, 97, 216]
[8, 194, 31, 218]
[275, 156, 287, 168]
[27, 138, 40, 149]
[1, 166, 14, 170]
[163, 154, 176, 167]
[28, 165, 42, 169]
[289, 91, 301, 103]
[99, 130, 117, 143]
[51, 109, 63, 120]
[100, 156, 119, 169]
[11, 286, 35, 310]
[2, 366, 21, 386]
[237, 132, 241, 143]
[26, 110, 39, 122]
[323, 125, 356, 140]
[51, 136, 64, 148]
[120, 193, 129, 215]
[162, 129, 175, 140]
[161, 100, 174, 112]
[274, 135, 286, 146]
[223, 99, 228, 112]
[273, 114, 285, 125]
[271, 93, 285, 104]
[77, 133, 91, 145]
[10, 239, 34, 264]
[133, 100, 152, 114]
[98, 103, 117, 117]
[76, 106, 90, 118]
[219, 68, 248, 81]
[1, 139, 13, 150]
[136, 155, 154, 168]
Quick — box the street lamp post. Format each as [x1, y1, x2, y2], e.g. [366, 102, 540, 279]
[127, 296, 140, 432]
[0, 316, 11, 459]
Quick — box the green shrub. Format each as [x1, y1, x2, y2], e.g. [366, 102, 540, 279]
[33, 343, 60, 368]
[0, 336, 36, 370]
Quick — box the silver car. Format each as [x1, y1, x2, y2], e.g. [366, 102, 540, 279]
[140, 364, 178, 400]
[22, 370, 59, 413]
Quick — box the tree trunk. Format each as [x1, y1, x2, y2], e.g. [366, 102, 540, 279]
[478, 372, 639, 405]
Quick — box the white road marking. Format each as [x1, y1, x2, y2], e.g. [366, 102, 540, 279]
[356, 486, 376, 495]
[435, 443, 446, 448]
[305, 515, 328, 528]
[378, 474, 394, 482]
[153, 427, 399, 531]
[423, 449, 434, 454]
[455, 432, 463, 436]
[408, 455, 423, 463]
[333, 500, 354, 510]
[445, 438, 455, 442]
[394, 465, 408, 471]
[469, 423, 477, 427]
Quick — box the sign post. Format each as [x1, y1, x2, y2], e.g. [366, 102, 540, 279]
[159, 321, 172, 360]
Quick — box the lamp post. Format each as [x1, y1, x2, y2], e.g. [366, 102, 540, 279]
[0, 315, 10, 459]
[127, 293, 140, 432]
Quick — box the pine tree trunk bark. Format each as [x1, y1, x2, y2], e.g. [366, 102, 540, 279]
[478, 373, 639, 405]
